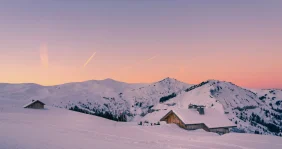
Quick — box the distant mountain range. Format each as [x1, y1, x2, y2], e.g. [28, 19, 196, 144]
[0, 78, 281, 136]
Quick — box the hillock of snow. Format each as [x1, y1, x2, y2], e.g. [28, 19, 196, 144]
[1, 102, 282, 149]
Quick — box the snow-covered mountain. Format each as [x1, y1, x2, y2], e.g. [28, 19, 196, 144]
[144, 80, 282, 136]
[0, 78, 281, 136]
[0, 78, 191, 121]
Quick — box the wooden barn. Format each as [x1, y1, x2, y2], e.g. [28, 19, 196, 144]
[160, 108, 236, 134]
[23, 100, 45, 109]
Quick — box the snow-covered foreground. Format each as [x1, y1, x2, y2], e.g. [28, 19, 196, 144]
[0, 103, 281, 149]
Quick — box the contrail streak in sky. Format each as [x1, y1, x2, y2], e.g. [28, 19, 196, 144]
[123, 55, 158, 70]
[83, 52, 96, 67]
[40, 44, 49, 68]
[146, 55, 157, 61]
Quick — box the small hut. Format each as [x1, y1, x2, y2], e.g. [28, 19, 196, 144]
[160, 109, 236, 134]
[23, 100, 45, 109]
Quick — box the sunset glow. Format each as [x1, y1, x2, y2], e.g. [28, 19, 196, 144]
[0, 1, 281, 89]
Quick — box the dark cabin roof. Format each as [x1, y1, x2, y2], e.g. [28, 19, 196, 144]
[23, 100, 45, 108]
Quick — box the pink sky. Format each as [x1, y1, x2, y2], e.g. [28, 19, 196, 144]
[0, 1, 281, 89]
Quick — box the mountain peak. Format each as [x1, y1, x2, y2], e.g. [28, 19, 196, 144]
[205, 79, 237, 86]
[158, 77, 178, 83]
[163, 77, 175, 81]
[98, 78, 129, 84]
[102, 78, 118, 82]
[206, 79, 224, 83]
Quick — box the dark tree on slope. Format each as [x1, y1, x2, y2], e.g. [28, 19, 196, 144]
[159, 93, 177, 103]
[185, 81, 209, 92]
[69, 106, 127, 122]
[249, 113, 281, 134]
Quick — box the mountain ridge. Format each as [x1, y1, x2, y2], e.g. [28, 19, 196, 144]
[0, 77, 281, 136]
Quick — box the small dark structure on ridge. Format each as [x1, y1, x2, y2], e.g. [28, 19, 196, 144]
[23, 100, 45, 109]
[188, 104, 205, 115]
[197, 107, 205, 115]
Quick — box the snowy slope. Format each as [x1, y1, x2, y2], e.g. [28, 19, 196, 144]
[0, 78, 281, 137]
[1, 102, 282, 149]
[252, 89, 282, 112]
[144, 80, 282, 136]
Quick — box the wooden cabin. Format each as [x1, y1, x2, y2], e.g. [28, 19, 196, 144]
[160, 109, 236, 134]
[23, 100, 45, 109]
[160, 110, 208, 131]
[161, 110, 186, 128]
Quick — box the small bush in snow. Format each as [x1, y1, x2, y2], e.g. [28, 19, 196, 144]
[155, 122, 161, 125]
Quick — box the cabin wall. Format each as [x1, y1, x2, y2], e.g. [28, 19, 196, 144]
[27, 102, 44, 109]
[209, 128, 230, 134]
[185, 123, 208, 131]
[164, 113, 185, 128]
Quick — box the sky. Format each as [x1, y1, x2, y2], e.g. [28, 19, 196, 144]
[0, 0, 281, 89]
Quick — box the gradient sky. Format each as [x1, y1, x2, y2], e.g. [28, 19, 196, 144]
[0, 0, 282, 89]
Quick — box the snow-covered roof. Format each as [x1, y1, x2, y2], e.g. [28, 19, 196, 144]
[161, 108, 236, 129]
[23, 100, 45, 108]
